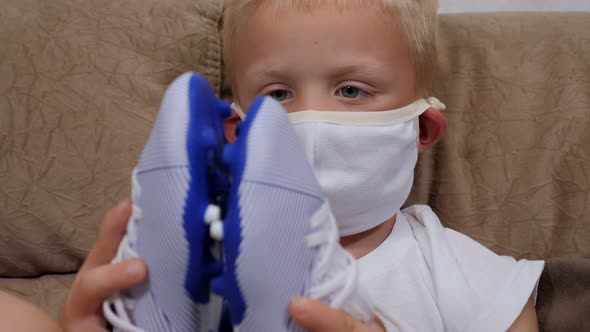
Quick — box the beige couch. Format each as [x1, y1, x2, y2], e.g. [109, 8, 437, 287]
[0, 1, 588, 330]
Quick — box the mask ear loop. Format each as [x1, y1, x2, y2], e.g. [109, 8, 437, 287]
[230, 102, 246, 120]
[426, 97, 446, 112]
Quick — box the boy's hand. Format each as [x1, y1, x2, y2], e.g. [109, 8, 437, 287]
[59, 199, 147, 332]
[289, 297, 385, 332]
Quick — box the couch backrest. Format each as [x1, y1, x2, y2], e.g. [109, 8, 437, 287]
[407, 13, 590, 261]
[0, 0, 224, 277]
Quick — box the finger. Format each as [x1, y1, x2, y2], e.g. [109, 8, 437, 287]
[84, 199, 131, 268]
[290, 297, 359, 332]
[68, 258, 147, 318]
[290, 297, 385, 332]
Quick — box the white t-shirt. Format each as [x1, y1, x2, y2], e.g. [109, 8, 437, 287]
[358, 205, 544, 332]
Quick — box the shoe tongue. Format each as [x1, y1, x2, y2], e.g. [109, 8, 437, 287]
[241, 98, 323, 198]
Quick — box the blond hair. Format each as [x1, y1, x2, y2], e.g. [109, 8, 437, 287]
[222, 0, 439, 95]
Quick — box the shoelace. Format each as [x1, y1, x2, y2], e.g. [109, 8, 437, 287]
[103, 169, 146, 332]
[304, 202, 373, 322]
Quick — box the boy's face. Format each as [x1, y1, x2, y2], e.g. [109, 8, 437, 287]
[231, 3, 417, 113]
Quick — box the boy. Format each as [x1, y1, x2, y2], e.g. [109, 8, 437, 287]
[1, 0, 543, 331]
[220, 0, 543, 330]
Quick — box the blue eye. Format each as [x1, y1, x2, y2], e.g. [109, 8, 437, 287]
[339, 86, 361, 99]
[268, 90, 291, 102]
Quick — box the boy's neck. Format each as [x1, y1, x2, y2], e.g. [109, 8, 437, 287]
[339, 214, 397, 259]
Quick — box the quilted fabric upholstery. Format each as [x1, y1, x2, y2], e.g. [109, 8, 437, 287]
[0, 0, 224, 277]
[408, 13, 590, 261]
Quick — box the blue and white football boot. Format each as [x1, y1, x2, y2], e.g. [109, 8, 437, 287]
[212, 97, 375, 331]
[103, 72, 230, 332]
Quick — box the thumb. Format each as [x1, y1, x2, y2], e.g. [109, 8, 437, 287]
[65, 258, 147, 320]
[290, 297, 355, 331]
[289, 297, 384, 332]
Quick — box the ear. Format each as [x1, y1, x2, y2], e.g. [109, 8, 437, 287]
[224, 111, 241, 143]
[418, 107, 448, 152]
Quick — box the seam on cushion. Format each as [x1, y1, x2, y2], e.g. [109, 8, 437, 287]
[194, 1, 224, 25]
[196, 0, 223, 95]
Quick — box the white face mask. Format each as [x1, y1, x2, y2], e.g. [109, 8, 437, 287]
[232, 98, 445, 236]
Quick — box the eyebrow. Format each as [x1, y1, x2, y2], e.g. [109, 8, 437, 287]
[328, 64, 378, 80]
[247, 68, 287, 80]
[240, 66, 288, 89]
[247, 63, 386, 80]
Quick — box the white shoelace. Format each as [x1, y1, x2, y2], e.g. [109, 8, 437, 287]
[103, 169, 146, 332]
[304, 202, 373, 323]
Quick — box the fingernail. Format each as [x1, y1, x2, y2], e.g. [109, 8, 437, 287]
[116, 200, 129, 215]
[126, 260, 144, 277]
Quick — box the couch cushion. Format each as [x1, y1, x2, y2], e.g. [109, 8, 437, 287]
[0, 274, 75, 319]
[536, 257, 590, 332]
[0, 0, 224, 277]
[407, 13, 590, 261]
